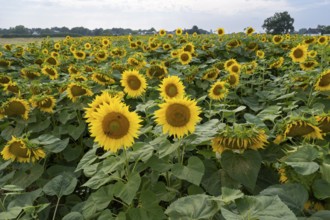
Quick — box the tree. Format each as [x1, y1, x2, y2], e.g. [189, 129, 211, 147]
[262, 11, 294, 34]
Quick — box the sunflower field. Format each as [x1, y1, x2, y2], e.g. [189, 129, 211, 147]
[0, 28, 330, 220]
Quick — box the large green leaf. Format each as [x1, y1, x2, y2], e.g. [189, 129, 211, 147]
[221, 150, 261, 190]
[68, 121, 86, 140]
[43, 173, 77, 198]
[260, 183, 308, 215]
[171, 156, 205, 186]
[312, 179, 330, 200]
[201, 159, 222, 196]
[0, 207, 22, 220]
[11, 164, 44, 188]
[236, 196, 296, 220]
[165, 194, 220, 219]
[221, 187, 244, 204]
[43, 138, 69, 153]
[113, 172, 141, 205]
[285, 162, 319, 175]
[30, 134, 60, 145]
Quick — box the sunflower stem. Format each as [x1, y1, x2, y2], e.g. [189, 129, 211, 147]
[123, 148, 130, 179]
[52, 196, 61, 220]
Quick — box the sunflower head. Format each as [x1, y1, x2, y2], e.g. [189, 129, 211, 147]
[227, 73, 240, 87]
[317, 36, 328, 45]
[314, 69, 330, 91]
[44, 56, 59, 66]
[30, 95, 56, 113]
[73, 50, 86, 60]
[0, 98, 30, 120]
[269, 57, 284, 69]
[95, 50, 108, 62]
[178, 51, 192, 65]
[208, 81, 229, 100]
[202, 67, 220, 81]
[159, 29, 166, 37]
[146, 64, 168, 79]
[216, 28, 225, 36]
[228, 63, 241, 75]
[121, 69, 147, 98]
[212, 124, 268, 154]
[289, 44, 308, 63]
[158, 75, 185, 100]
[175, 28, 183, 36]
[154, 97, 201, 139]
[299, 60, 318, 71]
[272, 35, 284, 44]
[315, 114, 330, 133]
[41, 65, 59, 80]
[182, 43, 195, 54]
[245, 27, 255, 36]
[224, 58, 238, 71]
[92, 72, 115, 85]
[66, 82, 93, 102]
[0, 74, 11, 85]
[21, 66, 40, 80]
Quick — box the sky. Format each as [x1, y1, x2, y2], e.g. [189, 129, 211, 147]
[0, 0, 329, 33]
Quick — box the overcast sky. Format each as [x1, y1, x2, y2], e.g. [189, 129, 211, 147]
[0, 0, 329, 33]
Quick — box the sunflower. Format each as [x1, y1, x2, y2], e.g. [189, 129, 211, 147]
[278, 168, 288, 183]
[129, 41, 138, 49]
[84, 42, 92, 50]
[243, 61, 257, 74]
[70, 75, 87, 82]
[269, 57, 284, 69]
[228, 63, 241, 75]
[212, 124, 268, 154]
[315, 115, 330, 133]
[226, 39, 241, 49]
[101, 38, 111, 47]
[176, 28, 183, 36]
[146, 64, 168, 79]
[66, 83, 93, 102]
[299, 60, 318, 71]
[227, 73, 240, 87]
[0, 75, 11, 85]
[42, 48, 48, 55]
[162, 43, 172, 51]
[159, 29, 166, 36]
[245, 27, 255, 36]
[178, 51, 192, 65]
[41, 65, 59, 80]
[170, 50, 180, 58]
[314, 69, 330, 91]
[308, 50, 317, 58]
[158, 75, 185, 99]
[3, 82, 20, 94]
[21, 67, 40, 80]
[224, 58, 238, 71]
[44, 56, 59, 66]
[272, 35, 284, 44]
[0, 59, 11, 68]
[289, 44, 308, 63]
[216, 28, 225, 36]
[0, 97, 30, 120]
[208, 81, 229, 100]
[317, 36, 328, 45]
[1, 136, 46, 163]
[54, 42, 61, 50]
[182, 43, 195, 54]
[73, 50, 86, 60]
[121, 69, 147, 98]
[89, 99, 142, 152]
[110, 47, 126, 58]
[68, 65, 80, 75]
[95, 50, 108, 62]
[154, 97, 201, 139]
[303, 37, 316, 45]
[202, 67, 220, 81]
[91, 72, 115, 85]
[30, 95, 56, 113]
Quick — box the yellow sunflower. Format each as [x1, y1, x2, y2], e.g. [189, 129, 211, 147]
[224, 58, 238, 71]
[212, 124, 268, 154]
[228, 63, 241, 75]
[121, 69, 147, 98]
[175, 28, 182, 35]
[317, 36, 328, 45]
[308, 50, 317, 58]
[66, 83, 93, 102]
[54, 42, 61, 50]
[299, 60, 318, 71]
[272, 35, 284, 44]
[182, 43, 195, 54]
[70, 75, 87, 82]
[289, 44, 308, 63]
[304, 37, 316, 45]
[245, 27, 255, 36]
[178, 51, 192, 65]
[269, 57, 284, 69]
[3, 82, 20, 94]
[73, 50, 86, 60]
[208, 81, 229, 100]
[91, 72, 115, 85]
[1, 136, 46, 163]
[216, 28, 225, 36]
[68, 65, 80, 75]
[227, 73, 240, 88]
[84, 42, 92, 50]
[89, 100, 142, 152]
[146, 64, 168, 79]
[41, 65, 59, 80]
[30, 95, 56, 113]
[202, 67, 220, 81]
[0, 97, 30, 120]
[154, 97, 201, 139]
[315, 115, 330, 133]
[0, 75, 11, 85]
[0, 59, 11, 68]
[158, 75, 185, 99]
[44, 56, 59, 66]
[21, 67, 40, 80]
[95, 50, 108, 62]
[101, 38, 111, 47]
[159, 29, 166, 36]
[314, 69, 330, 91]
[162, 43, 172, 51]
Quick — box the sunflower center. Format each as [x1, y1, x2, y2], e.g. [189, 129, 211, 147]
[180, 53, 189, 62]
[231, 65, 239, 73]
[127, 75, 141, 90]
[71, 85, 87, 96]
[46, 57, 57, 65]
[9, 141, 29, 158]
[293, 48, 303, 58]
[4, 101, 26, 116]
[165, 84, 178, 97]
[304, 62, 314, 68]
[213, 85, 223, 95]
[7, 85, 19, 93]
[319, 73, 330, 87]
[319, 37, 325, 43]
[76, 52, 84, 58]
[102, 112, 130, 139]
[46, 68, 56, 76]
[39, 98, 53, 108]
[166, 103, 191, 127]
[0, 76, 10, 84]
[228, 74, 237, 85]
[95, 74, 108, 82]
[287, 123, 315, 137]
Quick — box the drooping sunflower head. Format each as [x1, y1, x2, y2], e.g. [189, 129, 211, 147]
[73, 50, 86, 60]
[216, 28, 225, 36]
[317, 36, 328, 45]
[299, 60, 318, 71]
[41, 65, 59, 80]
[158, 75, 185, 100]
[212, 124, 268, 154]
[269, 57, 284, 69]
[303, 37, 316, 45]
[121, 69, 147, 98]
[0, 59, 11, 68]
[314, 69, 330, 91]
[30, 95, 56, 113]
[146, 64, 168, 79]
[178, 51, 192, 65]
[175, 28, 183, 36]
[20, 66, 40, 80]
[1, 136, 46, 163]
[89, 99, 142, 152]
[315, 114, 330, 133]
[272, 35, 284, 44]
[155, 97, 201, 139]
[44, 56, 59, 66]
[66, 82, 93, 102]
[91, 72, 115, 86]
[202, 67, 220, 81]
[289, 44, 308, 63]
[208, 81, 229, 101]
[226, 39, 241, 49]
[3, 82, 20, 94]
[245, 27, 255, 36]
[0, 97, 30, 120]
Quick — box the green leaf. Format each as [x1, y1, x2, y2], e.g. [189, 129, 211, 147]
[113, 172, 141, 205]
[68, 121, 86, 140]
[236, 196, 296, 220]
[0, 160, 11, 172]
[58, 110, 77, 124]
[75, 148, 97, 172]
[43, 173, 77, 198]
[146, 156, 172, 173]
[188, 119, 224, 145]
[0, 207, 22, 220]
[30, 134, 60, 145]
[171, 156, 205, 186]
[285, 145, 319, 162]
[201, 159, 222, 196]
[311, 211, 330, 219]
[221, 187, 244, 203]
[244, 113, 267, 128]
[139, 190, 165, 220]
[320, 163, 330, 183]
[221, 150, 261, 190]
[257, 105, 282, 122]
[260, 183, 308, 215]
[29, 118, 51, 133]
[63, 212, 84, 220]
[275, 91, 296, 100]
[7, 189, 42, 209]
[11, 164, 44, 188]
[285, 162, 319, 175]
[126, 208, 150, 220]
[43, 138, 69, 153]
[221, 208, 242, 220]
[1, 123, 25, 141]
[165, 194, 220, 219]
[129, 142, 154, 162]
[1, 185, 24, 192]
[312, 179, 330, 200]
[157, 140, 181, 159]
